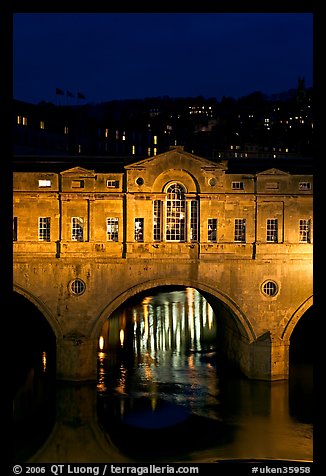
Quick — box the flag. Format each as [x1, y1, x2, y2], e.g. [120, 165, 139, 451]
[77, 92, 86, 99]
[66, 90, 74, 97]
[56, 87, 64, 95]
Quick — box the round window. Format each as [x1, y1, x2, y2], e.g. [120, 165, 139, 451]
[69, 279, 86, 296]
[136, 177, 144, 186]
[208, 177, 217, 187]
[261, 280, 278, 297]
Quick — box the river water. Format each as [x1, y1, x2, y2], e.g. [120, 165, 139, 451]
[12, 287, 313, 464]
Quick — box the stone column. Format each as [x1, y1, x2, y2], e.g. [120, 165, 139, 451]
[56, 333, 97, 381]
[248, 332, 289, 380]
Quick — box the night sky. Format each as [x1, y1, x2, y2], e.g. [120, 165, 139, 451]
[13, 12, 314, 106]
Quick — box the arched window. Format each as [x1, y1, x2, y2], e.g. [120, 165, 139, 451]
[152, 182, 199, 243]
[166, 183, 186, 241]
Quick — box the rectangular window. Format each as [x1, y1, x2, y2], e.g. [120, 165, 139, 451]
[208, 218, 217, 242]
[299, 182, 311, 191]
[17, 115, 22, 125]
[38, 179, 51, 187]
[38, 217, 51, 242]
[234, 219, 246, 242]
[190, 200, 198, 241]
[13, 217, 18, 241]
[107, 218, 118, 241]
[22, 116, 28, 126]
[299, 219, 311, 243]
[153, 200, 161, 241]
[40, 120, 45, 130]
[64, 126, 69, 135]
[106, 179, 119, 188]
[72, 217, 84, 241]
[266, 219, 278, 242]
[265, 182, 279, 190]
[134, 218, 144, 242]
[71, 180, 84, 188]
[232, 181, 244, 190]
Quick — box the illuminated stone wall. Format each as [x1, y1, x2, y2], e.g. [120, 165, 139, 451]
[13, 147, 313, 380]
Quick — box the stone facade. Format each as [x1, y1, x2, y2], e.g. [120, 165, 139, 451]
[13, 147, 313, 381]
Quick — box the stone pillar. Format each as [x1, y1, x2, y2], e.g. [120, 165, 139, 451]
[248, 332, 289, 380]
[56, 333, 97, 381]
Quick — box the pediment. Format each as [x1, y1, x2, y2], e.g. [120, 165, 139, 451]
[125, 147, 228, 172]
[257, 168, 290, 176]
[60, 167, 96, 177]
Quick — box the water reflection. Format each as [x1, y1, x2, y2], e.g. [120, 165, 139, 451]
[13, 287, 313, 463]
[97, 287, 313, 462]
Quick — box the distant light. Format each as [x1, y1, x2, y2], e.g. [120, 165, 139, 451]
[42, 351, 47, 372]
[99, 335, 104, 350]
[120, 329, 125, 347]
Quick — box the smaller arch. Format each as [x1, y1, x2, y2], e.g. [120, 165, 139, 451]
[281, 295, 313, 343]
[13, 283, 63, 339]
[152, 168, 199, 193]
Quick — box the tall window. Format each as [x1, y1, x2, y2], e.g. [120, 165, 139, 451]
[166, 183, 186, 241]
[134, 218, 144, 242]
[299, 219, 311, 243]
[208, 219, 217, 242]
[39, 217, 51, 242]
[266, 219, 278, 242]
[153, 200, 161, 241]
[190, 201, 198, 241]
[13, 217, 18, 241]
[234, 219, 246, 242]
[72, 217, 84, 241]
[107, 218, 118, 241]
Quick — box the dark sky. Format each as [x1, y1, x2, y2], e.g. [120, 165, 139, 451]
[13, 12, 314, 105]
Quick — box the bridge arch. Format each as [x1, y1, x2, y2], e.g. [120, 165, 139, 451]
[281, 295, 313, 344]
[13, 283, 63, 339]
[90, 277, 257, 344]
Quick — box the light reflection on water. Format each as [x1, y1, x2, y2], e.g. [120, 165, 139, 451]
[12, 287, 313, 463]
[96, 288, 313, 462]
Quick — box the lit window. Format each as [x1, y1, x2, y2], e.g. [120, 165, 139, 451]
[105, 128, 109, 138]
[148, 147, 151, 156]
[78, 144, 82, 154]
[153, 200, 161, 241]
[38, 179, 51, 187]
[208, 219, 217, 242]
[72, 217, 84, 241]
[234, 219, 246, 242]
[266, 219, 278, 242]
[17, 115, 22, 125]
[22, 116, 27, 126]
[132, 145, 136, 155]
[190, 201, 198, 241]
[154, 135, 158, 145]
[40, 121, 45, 130]
[134, 218, 144, 242]
[232, 181, 244, 190]
[38, 217, 51, 242]
[64, 126, 69, 135]
[153, 148, 157, 156]
[106, 179, 119, 188]
[299, 219, 311, 243]
[107, 218, 118, 241]
[166, 183, 186, 242]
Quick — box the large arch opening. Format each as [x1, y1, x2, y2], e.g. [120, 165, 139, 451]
[95, 284, 251, 460]
[12, 291, 57, 463]
[288, 306, 314, 424]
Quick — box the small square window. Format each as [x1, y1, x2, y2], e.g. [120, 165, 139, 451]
[38, 179, 51, 187]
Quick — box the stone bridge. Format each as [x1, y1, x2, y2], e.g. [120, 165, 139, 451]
[13, 148, 313, 381]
